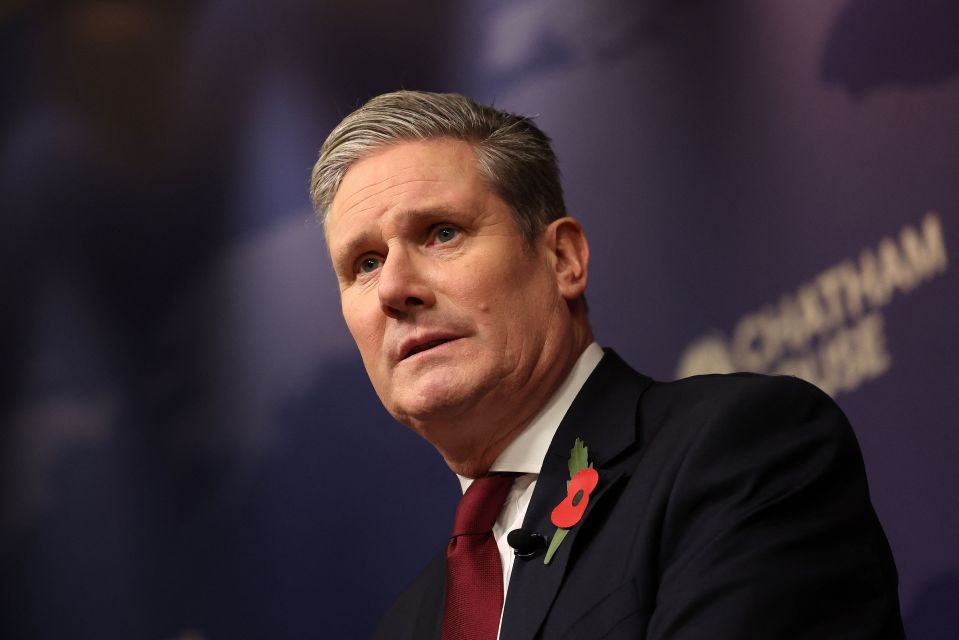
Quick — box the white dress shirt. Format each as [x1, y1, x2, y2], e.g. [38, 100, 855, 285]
[456, 342, 604, 637]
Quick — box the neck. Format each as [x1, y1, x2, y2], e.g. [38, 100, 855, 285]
[434, 324, 594, 478]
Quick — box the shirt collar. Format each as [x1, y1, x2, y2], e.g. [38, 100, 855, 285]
[458, 342, 604, 492]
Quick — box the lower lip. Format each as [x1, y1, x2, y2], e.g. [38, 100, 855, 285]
[403, 338, 460, 362]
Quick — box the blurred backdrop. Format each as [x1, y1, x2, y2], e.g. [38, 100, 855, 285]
[2, 1, 957, 638]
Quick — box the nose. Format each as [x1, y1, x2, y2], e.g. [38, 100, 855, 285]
[377, 246, 435, 317]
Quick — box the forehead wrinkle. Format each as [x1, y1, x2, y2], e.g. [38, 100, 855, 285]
[335, 172, 395, 215]
[338, 175, 446, 220]
[337, 153, 452, 208]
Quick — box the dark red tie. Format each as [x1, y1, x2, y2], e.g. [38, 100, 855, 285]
[441, 474, 516, 640]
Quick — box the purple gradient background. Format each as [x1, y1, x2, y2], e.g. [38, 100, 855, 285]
[1, 1, 957, 638]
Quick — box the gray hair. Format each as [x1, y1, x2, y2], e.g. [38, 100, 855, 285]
[310, 90, 566, 244]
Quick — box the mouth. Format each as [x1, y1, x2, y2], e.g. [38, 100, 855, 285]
[399, 336, 459, 361]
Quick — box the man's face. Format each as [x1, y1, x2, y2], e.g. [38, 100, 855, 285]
[325, 138, 574, 443]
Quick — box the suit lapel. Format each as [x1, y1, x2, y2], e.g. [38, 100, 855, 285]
[500, 350, 651, 639]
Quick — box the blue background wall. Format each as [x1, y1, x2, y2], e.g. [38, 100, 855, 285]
[2, 1, 957, 638]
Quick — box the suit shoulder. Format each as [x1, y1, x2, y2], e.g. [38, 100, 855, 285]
[654, 370, 830, 401]
[645, 372, 844, 422]
[621, 372, 902, 638]
[636, 372, 857, 454]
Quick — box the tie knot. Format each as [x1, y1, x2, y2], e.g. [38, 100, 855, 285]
[451, 474, 517, 537]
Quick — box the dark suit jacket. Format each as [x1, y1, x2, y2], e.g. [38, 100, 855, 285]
[373, 350, 903, 639]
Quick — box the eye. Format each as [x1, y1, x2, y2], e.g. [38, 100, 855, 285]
[357, 256, 382, 274]
[434, 226, 458, 243]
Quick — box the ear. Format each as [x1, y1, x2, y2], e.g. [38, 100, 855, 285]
[544, 217, 590, 301]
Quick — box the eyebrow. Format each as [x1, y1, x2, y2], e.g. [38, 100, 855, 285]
[332, 206, 457, 267]
[333, 230, 377, 271]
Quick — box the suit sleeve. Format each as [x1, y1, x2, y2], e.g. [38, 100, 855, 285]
[372, 551, 445, 640]
[647, 376, 903, 639]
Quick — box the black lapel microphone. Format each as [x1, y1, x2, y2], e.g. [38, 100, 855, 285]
[507, 528, 548, 559]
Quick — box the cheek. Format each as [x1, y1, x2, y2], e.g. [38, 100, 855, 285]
[342, 299, 382, 352]
[474, 284, 548, 341]
[444, 251, 553, 327]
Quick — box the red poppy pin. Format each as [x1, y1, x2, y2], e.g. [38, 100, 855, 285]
[544, 438, 598, 564]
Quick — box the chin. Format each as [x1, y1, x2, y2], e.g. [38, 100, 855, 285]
[389, 380, 486, 426]
[395, 393, 470, 424]
[378, 357, 506, 424]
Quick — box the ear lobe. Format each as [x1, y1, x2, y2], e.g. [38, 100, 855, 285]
[546, 217, 590, 301]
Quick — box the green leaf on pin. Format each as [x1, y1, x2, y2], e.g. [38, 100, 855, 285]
[568, 438, 589, 478]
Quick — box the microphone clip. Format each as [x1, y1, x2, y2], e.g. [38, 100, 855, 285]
[507, 528, 548, 560]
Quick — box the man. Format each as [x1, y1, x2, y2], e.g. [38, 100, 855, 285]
[311, 91, 903, 639]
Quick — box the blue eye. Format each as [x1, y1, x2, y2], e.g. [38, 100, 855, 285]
[358, 257, 382, 273]
[436, 227, 458, 243]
